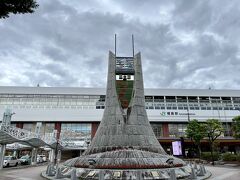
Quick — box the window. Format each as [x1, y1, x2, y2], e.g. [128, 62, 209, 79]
[145, 96, 153, 102]
[188, 96, 198, 102]
[168, 124, 187, 137]
[44, 123, 55, 134]
[176, 96, 187, 103]
[154, 96, 164, 102]
[61, 123, 91, 141]
[61, 123, 91, 134]
[166, 96, 176, 102]
[151, 123, 163, 138]
[23, 123, 33, 132]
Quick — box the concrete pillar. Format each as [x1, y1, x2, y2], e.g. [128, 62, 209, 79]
[13, 150, 17, 157]
[31, 148, 38, 165]
[0, 144, 6, 169]
[49, 149, 55, 163]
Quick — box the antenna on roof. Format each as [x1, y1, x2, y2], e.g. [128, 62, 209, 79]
[132, 34, 135, 57]
[114, 34, 117, 57]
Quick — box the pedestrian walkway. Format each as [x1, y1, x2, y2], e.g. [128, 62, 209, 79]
[206, 165, 240, 180]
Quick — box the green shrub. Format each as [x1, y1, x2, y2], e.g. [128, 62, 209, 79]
[222, 153, 237, 161]
[201, 152, 220, 161]
[236, 154, 240, 162]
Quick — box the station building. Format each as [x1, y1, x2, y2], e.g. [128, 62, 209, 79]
[0, 86, 240, 156]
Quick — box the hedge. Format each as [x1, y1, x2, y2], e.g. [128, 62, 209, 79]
[222, 153, 237, 161]
[236, 154, 240, 162]
[201, 152, 220, 161]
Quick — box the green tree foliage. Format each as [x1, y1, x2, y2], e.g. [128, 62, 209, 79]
[232, 116, 240, 138]
[204, 119, 224, 165]
[0, 0, 38, 19]
[186, 119, 205, 157]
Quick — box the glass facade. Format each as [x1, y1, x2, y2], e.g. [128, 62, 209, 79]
[19, 122, 232, 139]
[168, 123, 187, 137]
[61, 123, 91, 134]
[60, 123, 91, 141]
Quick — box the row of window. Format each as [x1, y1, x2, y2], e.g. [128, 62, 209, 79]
[17, 122, 232, 139]
[1, 94, 240, 104]
[153, 123, 231, 138]
[146, 106, 239, 111]
[1, 104, 239, 111]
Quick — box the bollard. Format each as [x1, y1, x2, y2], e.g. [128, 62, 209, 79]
[98, 170, 104, 180]
[71, 169, 77, 180]
[137, 171, 143, 180]
[48, 165, 56, 176]
[169, 169, 176, 180]
[190, 167, 197, 179]
[55, 167, 65, 179]
[202, 165, 206, 174]
[194, 162, 198, 170]
[46, 164, 51, 175]
[198, 165, 205, 176]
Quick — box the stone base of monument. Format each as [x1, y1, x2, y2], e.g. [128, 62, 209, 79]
[42, 162, 211, 180]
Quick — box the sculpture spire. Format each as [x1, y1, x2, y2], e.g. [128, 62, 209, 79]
[63, 38, 192, 179]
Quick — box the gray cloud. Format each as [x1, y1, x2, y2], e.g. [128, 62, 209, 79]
[0, 0, 239, 90]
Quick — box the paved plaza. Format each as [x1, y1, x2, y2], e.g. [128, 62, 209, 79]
[0, 164, 239, 180]
[0, 165, 46, 180]
[206, 165, 240, 180]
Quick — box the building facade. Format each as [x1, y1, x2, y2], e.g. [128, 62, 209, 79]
[0, 86, 240, 155]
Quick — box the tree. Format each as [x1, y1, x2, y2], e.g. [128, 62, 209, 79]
[0, 0, 39, 19]
[186, 119, 205, 158]
[204, 119, 224, 165]
[232, 116, 240, 138]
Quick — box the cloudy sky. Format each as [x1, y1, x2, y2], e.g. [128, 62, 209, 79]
[0, 0, 240, 89]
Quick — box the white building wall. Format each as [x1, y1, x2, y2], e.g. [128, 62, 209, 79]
[0, 86, 240, 123]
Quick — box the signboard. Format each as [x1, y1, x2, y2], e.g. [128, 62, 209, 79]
[172, 141, 182, 155]
[116, 57, 134, 74]
[160, 111, 196, 116]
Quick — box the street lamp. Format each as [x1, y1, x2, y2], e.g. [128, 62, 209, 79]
[187, 107, 190, 122]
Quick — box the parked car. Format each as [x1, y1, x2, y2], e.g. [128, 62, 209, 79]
[3, 156, 20, 167]
[19, 155, 31, 165]
[37, 155, 46, 163]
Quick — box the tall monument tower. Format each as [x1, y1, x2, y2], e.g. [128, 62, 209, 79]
[64, 36, 191, 179]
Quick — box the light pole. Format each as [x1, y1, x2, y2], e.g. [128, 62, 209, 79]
[187, 106, 190, 122]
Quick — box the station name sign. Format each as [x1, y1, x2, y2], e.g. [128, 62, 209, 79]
[160, 112, 196, 116]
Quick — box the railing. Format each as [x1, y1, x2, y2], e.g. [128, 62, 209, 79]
[0, 124, 90, 149]
[0, 124, 38, 140]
